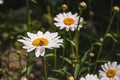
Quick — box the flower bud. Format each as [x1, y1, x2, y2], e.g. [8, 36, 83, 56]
[113, 6, 119, 12]
[78, 2, 87, 10]
[61, 4, 68, 11]
[89, 52, 95, 57]
[67, 76, 74, 80]
[99, 37, 104, 42]
[89, 11, 94, 17]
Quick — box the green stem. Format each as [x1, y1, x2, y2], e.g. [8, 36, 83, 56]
[42, 56, 47, 80]
[93, 12, 116, 73]
[105, 12, 116, 35]
[26, 0, 31, 30]
[25, 0, 31, 78]
[26, 53, 30, 79]
[54, 49, 57, 69]
[116, 14, 120, 33]
[75, 30, 80, 61]
[75, 10, 83, 61]
[110, 0, 114, 17]
[68, 31, 74, 54]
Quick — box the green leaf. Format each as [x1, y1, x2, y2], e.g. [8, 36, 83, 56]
[44, 53, 54, 58]
[52, 69, 65, 76]
[96, 60, 107, 63]
[79, 67, 87, 76]
[92, 42, 102, 46]
[21, 68, 27, 74]
[81, 50, 90, 63]
[60, 56, 72, 64]
[116, 53, 120, 56]
[74, 64, 80, 79]
[66, 38, 75, 46]
[105, 33, 117, 42]
[27, 65, 32, 75]
[48, 77, 59, 80]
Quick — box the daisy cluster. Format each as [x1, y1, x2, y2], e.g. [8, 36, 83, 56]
[80, 61, 120, 80]
[18, 11, 84, 57]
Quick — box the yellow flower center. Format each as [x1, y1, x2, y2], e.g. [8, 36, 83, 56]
[106, 69, 116, 78]
[32, 38, 49, 46]
[63, 18, 75, 25]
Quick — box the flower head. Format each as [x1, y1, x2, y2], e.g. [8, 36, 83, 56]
[0, 0, 4, 4]
[80, 74, 99, 80]
[18, 31, 63, 57]
[99, 61, 120, 80]
[67, 76, 74, 80]
[54, 12, 84, 31]
[78, 1, 87, 10]
[113, 6, 119, 13]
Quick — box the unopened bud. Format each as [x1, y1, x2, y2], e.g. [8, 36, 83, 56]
[78, 2, 87, 10]
[89, 11, 94, 16]
[99, 37, 104, 42]
[67, 76, 74, 80]
[89, 52, 95, 57]
[10, 36, 14, 40]
[21, 76, 28, 80]
[61, 4, 68, 11]
[2, 32, 9, 40]
[113, 6, 119, 12]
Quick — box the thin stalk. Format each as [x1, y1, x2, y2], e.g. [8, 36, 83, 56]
[110, 0, 114, 17]
[108, 13, 120, 57]
[75, 30, 80, 61]
[75, 10, 82, 61]
[116, 14, 120, 33]
[25, 0, 31, 78]
[62, 46, 65, 65]
[42, 56, 47, 80]
[26, 0, 31, 30]
[68, 31, 74, 54]
[93, 12, 116, 73]
[105, 12, 116, 35]
[54, 49, 57, 69]
[25, 53, 30, 79]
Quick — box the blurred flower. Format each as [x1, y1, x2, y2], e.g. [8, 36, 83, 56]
[113, 6, 119, 13]
[99, 61, 120, 80]
[54, 12, 84, 31]
[0, 0, 3, 4]
[89, 52, 95, 57]
[80, 74, 99, 80]
[89, 11, 94, 17]
[99, 37, 104, 42]
[78, 1, 87, 10]
[67, 76, 74, 80]
[18, 31, 63, 57]
[20, 76, 28, 80]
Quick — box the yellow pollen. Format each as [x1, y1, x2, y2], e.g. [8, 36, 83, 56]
[63, 18, 75, 25]
[32, 38, 48, 46]
[106, 69, 116, 78]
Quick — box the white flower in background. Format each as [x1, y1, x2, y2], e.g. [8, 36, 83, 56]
[20, 76, 28, 80]
[18, 31, 63, 57]
[0, 0, 4, 4]
[54, 12, 84, 31]
[80, 74, 99, 80]
[99, 61, 120, 80]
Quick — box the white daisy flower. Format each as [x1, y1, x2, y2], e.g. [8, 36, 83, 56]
[54, 12, 84, 31]
[80, 74, 99, 80]
[18, 31, 63, 57]
[0, 0, 4, 4]
[99, 61, 120, 80]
